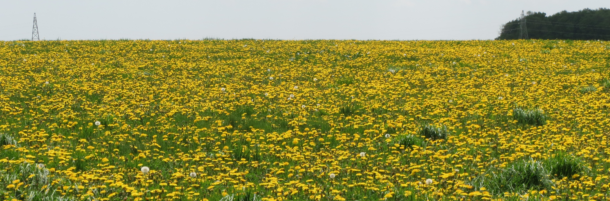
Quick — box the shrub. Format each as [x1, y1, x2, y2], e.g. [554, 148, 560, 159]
[544, 152, 587, 179]
[392, 134, 426, 150]
[513, 107, 547, 126]
[418, 124, 449, 140]
[471, 158, 553, 196]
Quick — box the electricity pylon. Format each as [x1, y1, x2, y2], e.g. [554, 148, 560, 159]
[32, 13, 40, 41]
[520, 10, 528, 39]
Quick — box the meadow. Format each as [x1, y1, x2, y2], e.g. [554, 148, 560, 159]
[0, 39, 609, 200]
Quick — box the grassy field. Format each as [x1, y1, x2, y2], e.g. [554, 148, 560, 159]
[0, 39, 609, 200]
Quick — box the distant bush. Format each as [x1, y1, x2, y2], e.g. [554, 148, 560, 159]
[513, 107, 547, 126]
[418, 124, 449, 140]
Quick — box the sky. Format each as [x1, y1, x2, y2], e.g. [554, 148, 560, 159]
[0, 0, 608, 41]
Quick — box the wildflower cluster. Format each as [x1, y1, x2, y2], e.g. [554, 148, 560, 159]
[0, 39, 609, 200]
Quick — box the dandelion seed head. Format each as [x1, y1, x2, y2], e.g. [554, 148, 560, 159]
[329, 173, 336, 179]
[425, 179, 433, 185]
[359, 152, 366, 157]
[189, 172, 197, 178]
[95, 121, 101, 126]
[141, 166, 150, 174]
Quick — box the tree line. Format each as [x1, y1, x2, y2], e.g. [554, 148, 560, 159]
[496, 8, 610, 40]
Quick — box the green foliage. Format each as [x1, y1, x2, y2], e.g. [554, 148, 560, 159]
[392, 134, 426, 150]
[580, 85, 597, 93]
[336, 77, 355, 86]
[0, 133, 17, 147]
[472, 158, 553, 196]
[513, 107, 547, 126]
[601, 79, 610, 91]
[544, 152, 587, 179]
[497, 8, 610, 40]
[339, 104, 360, 116]
[418, 124, 449, 140]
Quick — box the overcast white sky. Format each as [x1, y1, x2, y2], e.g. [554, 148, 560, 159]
[0, 0, 607, 41]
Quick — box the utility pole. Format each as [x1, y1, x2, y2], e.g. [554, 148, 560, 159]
[32, 13, 40, 41]
[519, 10, 528, 40]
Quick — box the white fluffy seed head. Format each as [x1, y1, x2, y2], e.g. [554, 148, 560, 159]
[221, 88, 226, 92]
[384, 133, 390, 138]
[141, 166, 150, 174]
[329, 173, 336, 179]
[95, 121, 101, 126]
[425, 179, 433, 185]
[359, 152, 366, 157]
[189, 172, 197, 178]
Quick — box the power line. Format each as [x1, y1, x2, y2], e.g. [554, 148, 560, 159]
[32, 13, 39, 41]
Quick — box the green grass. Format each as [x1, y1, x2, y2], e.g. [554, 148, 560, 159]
[392, 134, 426, 150]
[601, 78, 610, 91]
[513, 107, 547, 126]
[417, 124, 449, 140]
[544, 151, 587, 179]
[580, 85, 597, 93]
[472, 158, 553, 196]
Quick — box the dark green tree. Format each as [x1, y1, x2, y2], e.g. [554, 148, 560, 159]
[496, 8, 610, 40]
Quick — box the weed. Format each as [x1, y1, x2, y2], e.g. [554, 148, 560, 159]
[418, 124, 449, 140]
[544, 151, 587, 179]
[472, 158, 553, 196]
[513, 107, 547, 126]
[580, 85, 597, 93]
[392, 134, 426, 150]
